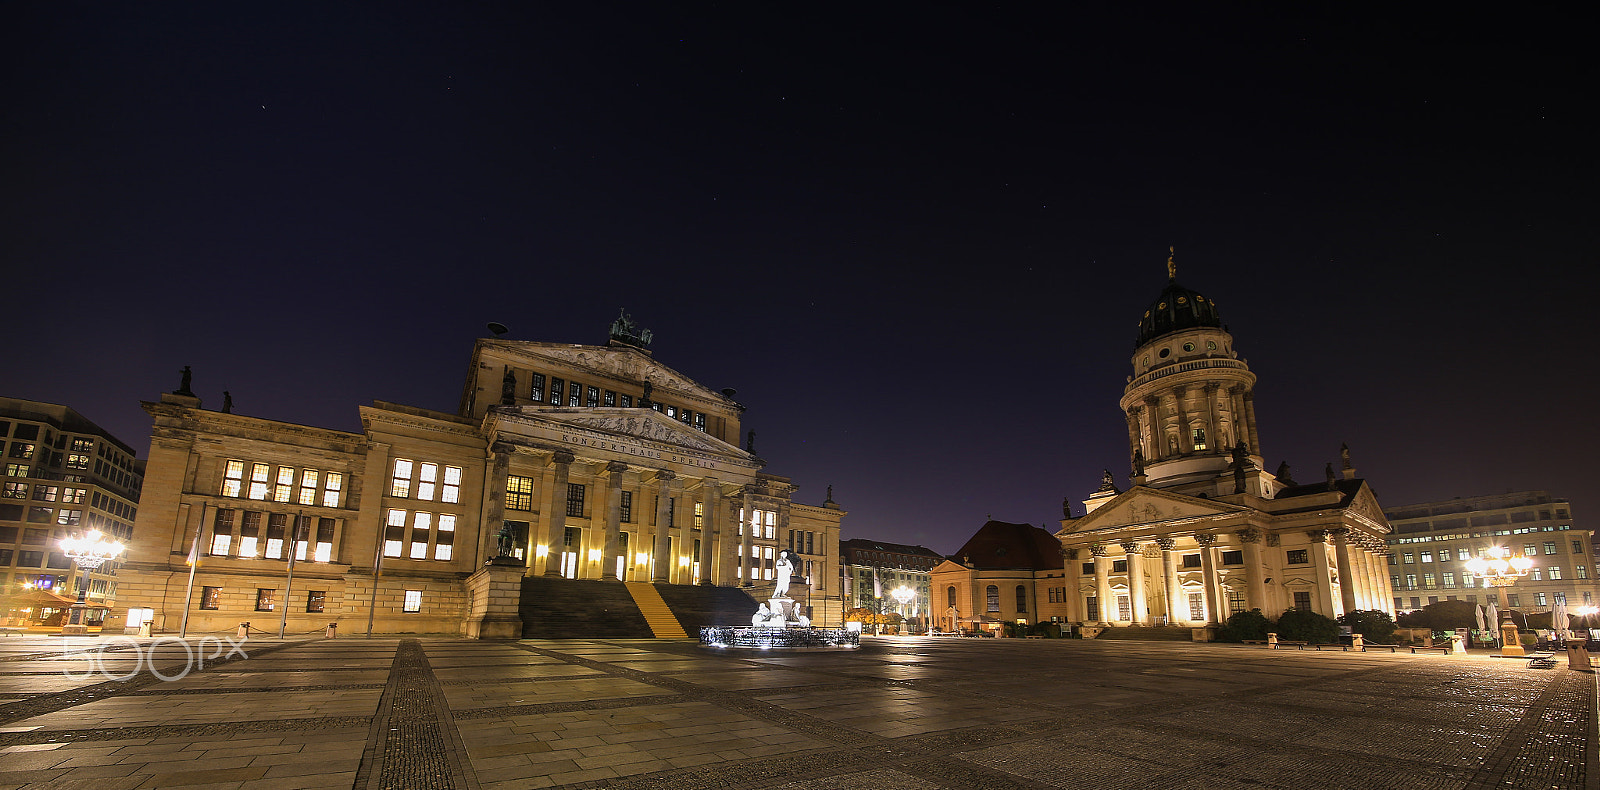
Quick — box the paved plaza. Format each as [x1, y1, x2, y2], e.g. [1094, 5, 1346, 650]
[0, 634, 1593, 789]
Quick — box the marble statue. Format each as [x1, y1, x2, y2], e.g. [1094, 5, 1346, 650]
[773, 549, 795, 598]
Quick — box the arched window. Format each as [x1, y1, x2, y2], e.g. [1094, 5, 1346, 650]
[946, 586, 956, 607]
[986, 585, 1000, 612]
[1016, 585, 1027, 613]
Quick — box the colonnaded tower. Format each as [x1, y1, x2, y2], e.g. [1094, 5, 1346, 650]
[1118, 248, 1265, 495]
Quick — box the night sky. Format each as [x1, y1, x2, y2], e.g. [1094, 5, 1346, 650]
[7, 5, 1595, 553]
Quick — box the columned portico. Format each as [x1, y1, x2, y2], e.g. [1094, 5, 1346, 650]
[1196, 533, 1220, 624]
[698, 479, 719, 584]
[740, 486, 755, 586]
[1121, 540, 1147, 624]
[543, 451, 575, 577]
[650, 470, 675, 583]
[602, 461, 627, 579]
[1091, 544, 1111, 624]
[1157, 537, 1181, 624]
[1239, 528, 1267, 613]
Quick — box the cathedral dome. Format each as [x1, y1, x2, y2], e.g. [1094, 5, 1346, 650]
[1134, 250, 1221, 347]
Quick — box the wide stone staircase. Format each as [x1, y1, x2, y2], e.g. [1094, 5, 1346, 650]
[1093, 625, 1195, 641]
[517, 576, 759, 639]
[623, 582, 689, 638]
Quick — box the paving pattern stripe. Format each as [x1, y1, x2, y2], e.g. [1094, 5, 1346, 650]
[357, 638, 479, 790]
[1463, 668, 1591, 790]
[0, 638, 306, 727]
[452, 692, 693, 720]
[0, 715, 373, 746]
[125, 683, 389, 695]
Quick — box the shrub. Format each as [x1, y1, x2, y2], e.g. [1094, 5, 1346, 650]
[1338, 609, 1397, 644]
[1215, 609, 1271, 642]
[1274, 608, 1341, 643]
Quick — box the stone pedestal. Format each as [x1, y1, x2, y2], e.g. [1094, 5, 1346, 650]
[467, 560, 524, 639]
[770, 596, 796, 623]
[1499, 620, 1525, 657]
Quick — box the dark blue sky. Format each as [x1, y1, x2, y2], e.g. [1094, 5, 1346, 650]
[6, 4, 1595, 552]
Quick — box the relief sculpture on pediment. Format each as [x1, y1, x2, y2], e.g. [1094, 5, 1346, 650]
[566, 415, 720, 452]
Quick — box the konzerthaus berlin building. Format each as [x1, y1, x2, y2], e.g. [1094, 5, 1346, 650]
[1053, 253, 1396, 630]
[113, 314, 843, 636]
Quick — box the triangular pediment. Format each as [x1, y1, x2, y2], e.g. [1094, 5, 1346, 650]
[481, 340, 730, 405]
[488, 406, 753, 463]
[1345, 483, 1390, 532]
[1058, 486, 1246, 537]
[932, 559, 971, 575]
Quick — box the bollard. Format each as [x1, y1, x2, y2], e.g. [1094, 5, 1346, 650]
[1351, 633, 1364, 651]
[1267, 632, 1278, 649]
[237, 621, 250, 639]
[326, 622, 337, 639]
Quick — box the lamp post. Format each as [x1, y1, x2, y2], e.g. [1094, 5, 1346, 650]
[892, 585, 914, 636]
[1465, 547, 1533, 656]
[58, 529, 126, 636]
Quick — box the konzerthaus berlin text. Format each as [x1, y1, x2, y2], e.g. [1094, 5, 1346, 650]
[114, 314, 844, 637]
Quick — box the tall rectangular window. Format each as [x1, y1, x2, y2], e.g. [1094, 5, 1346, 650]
[1544, 542, 1558, 555]
[620, 491, 632, 523]
[1574, 540, 1585, 554]
[298, 469, 319, 505]
[1293, 591, 1312, 610]
[200, 586, 221, 609]
[529, 373, 546, 402]
[694, 502, 703, 529]
[568, 381, 581, 407]
[255, 588, 276, 611]
[222, 460, 245, 497]
[1117, 595, 1132, 620]
[1226, 590, 1245, 616]
[566, 483, 585, 518]
[410, 513, 432, 559]
[548, 378, 564, 405]
[506, 475, 533, 510]
[385, 510, 406, 557]
[1458, 548, 1470, 561]
[441, 466, 461, 504]
[240, 512, 262, 557]
[1442, 572, 1455, 588]
[1420, 551, 1432, 563]
[1535, 592, 1547, 606]
[1423, 573, 1436, 588]
[620, 394, 633, 408]
[249, 463, 270, 500]
[403, 590, 422, 612]
[1549, 566, 1562, 580]
[417, 463, 438, 501]
[694, 413, 706, 432]
[1579, 565, 1589, 580]
[603, 389, 616, 407]
[315, 518, 335, 562]
[274, 467, 295, 503]
[323, 472, 342, 507]
[586, 386, 600, 407]
[210, 508, 234, 555]
[1088, 595, 1101, 621]
[266, 514, 288, 559]
[1554, 592, 1567, 606]
[391, 459, 413, 498]
[434, 514, 455, 560]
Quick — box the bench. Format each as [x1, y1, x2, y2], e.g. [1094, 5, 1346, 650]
[1410, 645, 1452, 654]
[1274, 640, 1308, 650]
[1312, 643, 1348, 651]
[1241, 639, 1269, 645]
[0, 627, 24, 637]
[1361, 643, 1400, 653]
[1525, 652, 1557, 669]
[1023, 635, 1045, 639]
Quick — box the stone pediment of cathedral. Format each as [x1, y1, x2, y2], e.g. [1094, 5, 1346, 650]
[1345, 484, 1390, 532]
[487, 407, 758, 473]
[1060, 487, 1247, 538]
[485, 340, 728, 405]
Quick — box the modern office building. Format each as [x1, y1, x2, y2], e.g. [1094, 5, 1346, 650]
[1384, 491, 1592, 613]
[114, 313, 844, 636]
[1052, 252, 1395, 630]
[839, 537, 944, 631]
[0, 398, 144, 621]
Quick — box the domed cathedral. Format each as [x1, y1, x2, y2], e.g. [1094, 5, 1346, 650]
[1055, 251, 1396, 636]
[1120, 248, 1274, 497]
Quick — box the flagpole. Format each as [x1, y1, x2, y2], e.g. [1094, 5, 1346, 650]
[179, 502, 207, 638]
[278, 511, 302, 638]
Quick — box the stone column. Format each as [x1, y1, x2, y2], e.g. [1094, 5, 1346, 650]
[1064, 548, 1082, 623]
[1121, 541, 1147, 624]
[1141, 396, 1161, 460]
[1307, 530, 1334, 616]
[1330, 528, 1356, 617]
[482, 446, 511, 568]
[1228, 386, 1247, 450]
[740, 486, 755, 587]
[651, 470, 675, 583]
[1238, 528, 1267, 613]
[699, 479, 719, 585]
[601, 461, 627, 580]
[1378, 551, 1397, 616]
[1203, 383, 1221, 453]
[1196, 534, 1220, 624]
[542, 451, 574, 577]
[1125, 409, 1143, 464]
[1091, 545, 1111, 624]
[1173, 386, 1191, 453]
[1157, 537, 1181, 624]
[1243, 390, 1261, 456]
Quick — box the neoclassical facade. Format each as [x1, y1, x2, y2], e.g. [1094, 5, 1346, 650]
[1056, 254, 1395, 629]
[114, 315, 843, 636]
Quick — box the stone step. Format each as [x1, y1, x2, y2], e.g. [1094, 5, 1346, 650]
[623, 582, 689, 638]
[1094, 626, 1195, 641]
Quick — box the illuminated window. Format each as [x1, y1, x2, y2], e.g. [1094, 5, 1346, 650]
[235, 510, 258, 558]
[620, 490, 633, 523]
[529, 373, 545, 402]
[568, 381, 581, 407]
[1544, 542, 1557, 555]
[1462, 574, 1475, 588]
[210, 508, 234, 555]
[620, 394, 633, 408]
[416, 463, 438, 501]
[385, 510, 406, 557]
[1524, 543, 1537, 557]
[1423, 573, 1436, 588]
[441, 466, 461, 504]
[306, 590, 325, 613]
[8, 443, 34, 459]
[1457, 548, 1470, 561]
[1535, 592, 1547, 607]
[1549, 566, 1562, 580]
[1403, 553, 1414, 564]
[262, 513, 284, 558]
[391, 459, 413, 498]
[603, 389, 616, 407]
[506, 475, 534, 511]
[1191, 428, 1206, 451]
[1579, 565, 1589, 580]
[249, 463, 270, 500]
[299, 469, 319, 505]
[566, 483, 585, 518]
[61, 488, 85, 504]
[410, 513, 432, 559]
[2, 481, 25, 498]
[1420, 551, 1432, 563]
[694, 502, 704, 529]
[549, 378, 564, 405]
[1442, 572, 1455, 588]
[314, 518, 334, 562]
[986, 585, 1000, 612]
[586, 386, 600, 407]
[65, 453, 89, 470]
[273, 467, 294, 503]
[255, 588, 275, 612]
[435, 514, 455, 560]
[33, 485, 57, 502]
[4, 464, 28, 477]
[403, 590, 422, 612]
[1530, 568, 1542, 581]
[694, 412, 706, 432]
[1404, 574, 1417, 589]
[200, 586, 221, 609]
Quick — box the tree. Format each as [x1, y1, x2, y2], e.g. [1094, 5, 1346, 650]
[1338, 609, 1397, 644]
[1274, 608, 1340, 643]
[1395, 600, 1477, 630]
[1215, 609, 1270, 642]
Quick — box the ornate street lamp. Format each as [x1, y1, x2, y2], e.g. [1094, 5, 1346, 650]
[59, 529, 125, 635]
[1464, 547, 1534, 656]
[892, 585, 914, 635]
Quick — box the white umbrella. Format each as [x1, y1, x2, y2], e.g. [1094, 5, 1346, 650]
[1486, 600, 1500, 646]
[1553, 602, 1569, 636]
[1474, 604, 1487, 633]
